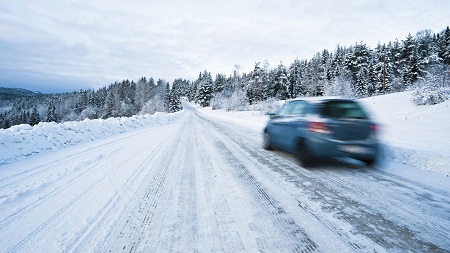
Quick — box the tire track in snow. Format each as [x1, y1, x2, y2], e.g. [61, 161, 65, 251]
[180, 115, 247, 252]
[309, 167, 450, 251]
[194, 112, 329, 252]
[1, 122, 184, 252]
[6, 174, 107, 253]
[150, 115, 200, 252]
[0, 152, 110, 233]
[67, 134, 174, 252]
[106, 120, 187, 253]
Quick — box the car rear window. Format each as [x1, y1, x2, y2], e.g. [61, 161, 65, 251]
[320, 100, 368, 119]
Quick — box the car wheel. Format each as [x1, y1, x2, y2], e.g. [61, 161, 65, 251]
[263, 132, 272, 150]
[363, 158, 377, 167]
[297, 140, 314, 167]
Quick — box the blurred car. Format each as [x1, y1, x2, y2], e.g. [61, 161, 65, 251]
[263, 97, 379, 167]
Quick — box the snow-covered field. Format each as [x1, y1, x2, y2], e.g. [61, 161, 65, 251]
[1, 91, 449, 252]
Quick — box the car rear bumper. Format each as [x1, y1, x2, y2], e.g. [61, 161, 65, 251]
[307, 136, 379, 160]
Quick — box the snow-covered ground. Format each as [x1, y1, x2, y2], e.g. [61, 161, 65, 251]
[1, 91, 449, 252]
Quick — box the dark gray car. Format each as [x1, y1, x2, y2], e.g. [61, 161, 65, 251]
[263, 98, 379, 167]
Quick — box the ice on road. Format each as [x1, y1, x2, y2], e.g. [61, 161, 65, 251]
[1, 104, 449, 252]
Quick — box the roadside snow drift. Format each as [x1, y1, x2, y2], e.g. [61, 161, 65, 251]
[0, 111, 185, 165]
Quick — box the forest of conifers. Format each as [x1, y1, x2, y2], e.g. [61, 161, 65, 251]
[1, 27, 449, 129]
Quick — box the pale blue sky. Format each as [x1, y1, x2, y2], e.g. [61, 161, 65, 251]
[0, 0, 449, 93]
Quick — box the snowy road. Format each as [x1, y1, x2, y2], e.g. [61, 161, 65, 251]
[1, 104, 450, 252]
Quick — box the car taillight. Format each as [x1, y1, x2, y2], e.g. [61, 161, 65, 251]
[308, 122, 332, 134]
[370, 124, 380, 133]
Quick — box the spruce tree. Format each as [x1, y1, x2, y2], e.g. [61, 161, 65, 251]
[273, 62, 289, 99]
[47, 104, 57, 122]
[29, 107, 40, 126]
[196, 71, 214, 107]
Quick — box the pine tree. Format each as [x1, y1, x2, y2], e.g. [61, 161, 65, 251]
[135, 77, 148, 112]
[75, 89, 88, 113]
[273, 62, 289, 99]
[288, 59, 304, 98]
[403, 47, 422, 85]
[168, 91, 182, 113]
[196, 71, 214, 107]
[245, 62, 264, 104]
[214, 73, 226, 94]
[169, 79, 183, 113]
[355, 67, 369, 98]
[437, 26, 450, 65]
[345, 42, 371, 85]
[47, 104, 57, 122]
[401, 33, 423, 87]
[29, 107, 40, 126]
[104, 90, 115, 118]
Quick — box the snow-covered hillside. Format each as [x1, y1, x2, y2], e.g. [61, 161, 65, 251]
[1, 91, 449, 176]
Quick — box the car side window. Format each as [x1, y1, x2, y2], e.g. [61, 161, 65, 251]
[276, 101, 306, 116]
[277, 103, 292, 116]
[321, 101, 368, 119]
[290, 101, 306, 115]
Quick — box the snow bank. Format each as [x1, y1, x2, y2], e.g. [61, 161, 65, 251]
[360, 92, 450, 176]
[0, 111, 185, 165]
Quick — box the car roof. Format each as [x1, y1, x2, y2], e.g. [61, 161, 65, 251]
[288, 96, 355, 103]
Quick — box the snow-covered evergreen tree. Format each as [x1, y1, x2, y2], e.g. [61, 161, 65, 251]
[29, 107, 40, 126]
[214, 73, 227, 94]
[355, 67, 369, 98]
[246, 62, 264, 104]
[288, 59, 305, 98]
[135, 77, 148, 112]
[196, 71, 214, 107]
[273, 62, 289, 99]
[47, 104, 57, 122]
[169, 79, 183, 113]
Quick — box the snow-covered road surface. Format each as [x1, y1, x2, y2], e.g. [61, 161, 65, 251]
[1, 103, 450, 252]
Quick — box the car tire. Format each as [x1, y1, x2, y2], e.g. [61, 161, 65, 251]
[263, 132, 272, 150]
[297, 140, 314, 168]
[363, 158, 377, 167]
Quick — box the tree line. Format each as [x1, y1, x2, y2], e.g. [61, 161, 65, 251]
[1, 26, 449, 129]
[0, 78, 189, 129]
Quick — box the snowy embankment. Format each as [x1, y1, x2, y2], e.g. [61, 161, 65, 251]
[0, 111, 185, 165]
[361, 92, 450, 176]
[198, 91, 450, 176]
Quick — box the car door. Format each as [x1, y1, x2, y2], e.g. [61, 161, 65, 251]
[276, 101, 308, 152]
[266, 102, 295, 149]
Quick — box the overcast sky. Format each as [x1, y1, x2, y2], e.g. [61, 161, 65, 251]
[0, 0, 449, 93]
